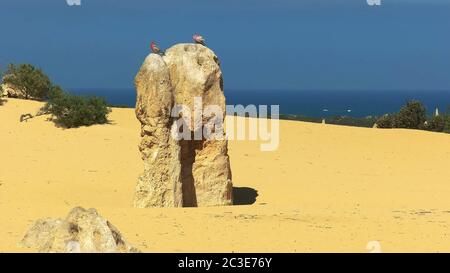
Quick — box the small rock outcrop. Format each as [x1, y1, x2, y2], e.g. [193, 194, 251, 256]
[19, 207, 139, 253]
[0, 82, 26, 98]
[134, 43, 233, 208]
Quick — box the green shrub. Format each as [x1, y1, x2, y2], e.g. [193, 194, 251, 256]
[424, 115, 446, 132]
[395, 100, 427, 129]
[376, 101, 428, 130]
[48, 85, 65, 100]
[3, 64, 53, 100]
[325, 116, 379, 128]
[444, 118, 450, 133]
[43, 91, 111, 128]
[279, 114, 321, 123]
[444, 109, 450, 133]
[376, 114, 395, 128]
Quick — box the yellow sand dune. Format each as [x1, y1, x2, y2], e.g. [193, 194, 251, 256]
[1, 98, 450, 252]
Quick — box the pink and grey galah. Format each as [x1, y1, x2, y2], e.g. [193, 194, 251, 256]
[150, 41, 161, 54]
[193, 34, 206, 45]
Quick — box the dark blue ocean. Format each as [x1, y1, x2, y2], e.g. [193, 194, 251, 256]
[70, 89, 450, 118]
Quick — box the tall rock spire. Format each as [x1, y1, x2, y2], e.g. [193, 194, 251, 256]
[134, 43, 233, 207]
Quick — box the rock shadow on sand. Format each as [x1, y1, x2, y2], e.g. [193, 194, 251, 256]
[233, 187, 258, 205]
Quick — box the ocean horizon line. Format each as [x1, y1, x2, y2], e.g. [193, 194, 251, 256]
[68, 88, 450, 92]
[67, 88, 450, 118]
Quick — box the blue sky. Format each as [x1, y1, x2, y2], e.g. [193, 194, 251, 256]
[0, 0, 449, 91]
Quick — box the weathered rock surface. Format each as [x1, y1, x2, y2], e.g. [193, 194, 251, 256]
[134, 54, 183, 208]
[134, 43, 233, 207]
[19, 207, 139, 253]
[1, 82, 26, 98]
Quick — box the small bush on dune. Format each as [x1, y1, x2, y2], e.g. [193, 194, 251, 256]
[376, 100, 427, 130]
[3, 64, 53, 100]
[444, 119, 450, 133]
[2, 63, 110, 127]
[325, 116, 378, 128]
[395, 100, 427, 129]
[0, 85, 4, 105]
[376, 114, 395, 128]
[375, 101, 450, 134]
[424, 115, 446, 132]
[444, 108, 450, 133]
[42, 90, 111, 128]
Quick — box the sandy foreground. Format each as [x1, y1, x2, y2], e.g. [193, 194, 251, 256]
[1, 98, 450, 253]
